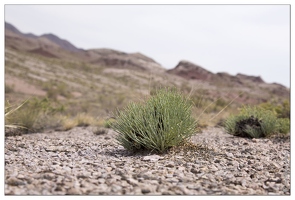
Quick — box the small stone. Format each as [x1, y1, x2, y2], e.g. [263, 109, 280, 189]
[17, 174, 25, 179]
[43, 173, 55, 180]
[141, 188, 151, 194]
[17, 143, 26, 148]
[190, 167, 199, 174]
[142, 155, 163, 162]
[67, 188, 81, 195]
[106, 167, 112, 172]
[104, 136, 111, 140]
[248, 160, 254, 165]
[165, 162, 175, 168]
[226, 153, 234, 158]
[166, 177, 179, 183]
[126, 178, 139, 186]
[6, 145, 18, 152]
[111, 185, 122, 193]
[45, 146, 58, 152]
[177, 166, 186, 171]
[274, 173, 282, 178]
[255, 165, 263, 171]
[209, 165, 218, 172]
[252, 138, 259, 143]
[6, 177, 25, 186]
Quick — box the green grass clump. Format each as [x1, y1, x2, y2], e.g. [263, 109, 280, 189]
[224, 106, 290, 138]
[259, 99, 290, 119]
[111, 88, 197, 153]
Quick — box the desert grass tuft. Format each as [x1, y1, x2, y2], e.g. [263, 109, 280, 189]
[224, 105, 290, 138]
[60, 113, 100, 130]
[111, 88, 197, 153]
[7, 98, 64, 133]
[60, 117, 79, 131]
[74, 113, 97, 127]
[5, 99, 28, 131]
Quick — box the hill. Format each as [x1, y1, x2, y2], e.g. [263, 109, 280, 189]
[4, 22, 290, 128]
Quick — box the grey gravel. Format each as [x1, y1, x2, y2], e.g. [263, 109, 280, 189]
[5, 126, 290, 195]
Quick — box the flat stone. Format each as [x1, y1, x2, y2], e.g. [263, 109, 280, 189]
[6, 177, 26, 186]
[126, 178, 139, 186]
[165, 162, 175, 168]
[111, 185, 122, 193]
[226, 152, 234, 158]
[142, 155, 164, 162]
[67, 188, 81, 195]
[141, 188, 151, 194]
[209, 165, 218, 172]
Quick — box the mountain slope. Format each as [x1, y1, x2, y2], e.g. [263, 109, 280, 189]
[4, 22, 290, 126]
[5, 22, 164, 72]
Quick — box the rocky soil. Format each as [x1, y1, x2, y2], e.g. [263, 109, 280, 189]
[5, 127, 290, 195]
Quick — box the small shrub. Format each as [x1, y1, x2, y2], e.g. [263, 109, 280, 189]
[259, 100, 290, 119]
[43, 80, 72, 100]
[224, 106, 289, 138]
[111, 88, 197, 153]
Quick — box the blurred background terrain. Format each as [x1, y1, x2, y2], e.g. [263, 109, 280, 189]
[4, 22, 290, 132]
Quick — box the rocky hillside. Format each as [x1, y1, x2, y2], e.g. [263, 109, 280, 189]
[167, 60, 288, 97]
[5, 22, 163, 72]
[167, 60, 214, 81]
[4, 22, 290, 125]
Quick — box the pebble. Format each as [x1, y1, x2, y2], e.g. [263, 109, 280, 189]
[4, 126, 290, 195]
[142, 155, 164, 162]
[141, 188, 151, 194]
[6, 177, 26, 186]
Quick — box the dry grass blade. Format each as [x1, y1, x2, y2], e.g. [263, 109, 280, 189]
[209, 92, 243, 121]
[5, 99, 28, 118]
[5, 99, 29, 129]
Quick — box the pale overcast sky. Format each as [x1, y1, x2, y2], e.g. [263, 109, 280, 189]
[4, 4, 290, 87]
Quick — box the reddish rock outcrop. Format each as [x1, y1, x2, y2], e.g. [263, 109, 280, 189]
[167, 60, 214, 81]
[236, 73, 265, 84]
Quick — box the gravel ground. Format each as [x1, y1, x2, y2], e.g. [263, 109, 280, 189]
[5, 126, 290, 195]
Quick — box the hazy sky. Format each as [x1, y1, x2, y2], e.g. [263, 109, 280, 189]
[4, 4, 290, 87]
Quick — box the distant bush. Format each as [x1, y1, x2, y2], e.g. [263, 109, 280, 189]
[224, 106, 290, 138]
[259, 99, 290, 119]
[111, 88, 197, 153]
[276, 118, 290, 134]
[59, 117, 78, 131]
[59, 113, 98, 131]
[42, 80, 72, 100]
[6, 98, 64, 134]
